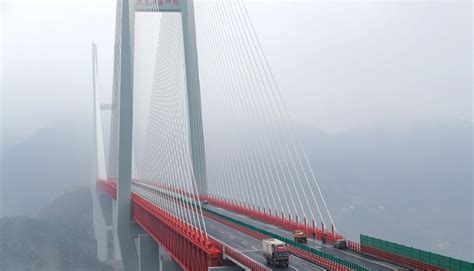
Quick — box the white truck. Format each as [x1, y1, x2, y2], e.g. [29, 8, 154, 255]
[262, 239, 289, 267]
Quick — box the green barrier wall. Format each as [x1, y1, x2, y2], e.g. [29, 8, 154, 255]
[360, 235, 474, 271]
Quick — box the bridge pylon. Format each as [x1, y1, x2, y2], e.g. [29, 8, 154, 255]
[136, 0, 208, 195]
[180, 0, 208, 195]
[93, 0, 209, 269]
[91, 42, 121, 263]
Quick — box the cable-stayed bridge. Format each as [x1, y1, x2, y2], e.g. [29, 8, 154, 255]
[90, 1, 472, 271]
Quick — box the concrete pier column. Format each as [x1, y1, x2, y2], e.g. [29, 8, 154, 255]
[135, 234, 160, 271]
[159, 249, 182, 271]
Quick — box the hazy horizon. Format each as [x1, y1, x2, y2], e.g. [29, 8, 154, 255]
[1, 0, 472, 266]
[2, 0, 472, 140]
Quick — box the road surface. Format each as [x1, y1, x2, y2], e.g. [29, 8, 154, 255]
[205, 204, 403, 271]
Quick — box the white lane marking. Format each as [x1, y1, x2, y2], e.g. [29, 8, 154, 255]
[230, 235, 235, 239]
[241, 241, 248, 245]
[251, 246, 258, 250]
[288, 266, 298, 271]
[219, 230, 224, 234]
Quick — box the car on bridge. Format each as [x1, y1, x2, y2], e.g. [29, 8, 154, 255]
[334, 238, 348, 250]
[293, 229, 308, 243]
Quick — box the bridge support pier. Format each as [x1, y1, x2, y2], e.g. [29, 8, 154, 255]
[91, 189, 109, 261]
[132, 230, 183, 271]
[112, 200, 122, 260]
[135, 234, 160, 271]
[92, 187, 121, 261]
[159, 250, 182, 271]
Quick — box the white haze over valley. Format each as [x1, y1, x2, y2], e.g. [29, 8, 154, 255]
[1, 0, 472, 262]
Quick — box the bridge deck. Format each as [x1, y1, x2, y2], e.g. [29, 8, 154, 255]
[204, 204, 405, 271]
[129, 180, 409, 270]
[205, 216, 325, 271]
[139, 186, 325, 270]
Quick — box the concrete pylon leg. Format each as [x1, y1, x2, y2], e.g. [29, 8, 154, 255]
[181, 0, 208, 195]
[159, 249, 182, 271]
[134, 235, 182, 271]
[112, 200, 122, 261]
[91, 188, 108, 261]
[135, 234, 160, 271]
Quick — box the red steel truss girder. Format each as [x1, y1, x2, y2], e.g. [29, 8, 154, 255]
[126, 180, 352, 270]
[132, 194, 220, 269]
[133, 199, 216, 270]
[97, 179, 117, 200]
[96, 179, 220, 271]
[131, 180, 444, 271]
[133, 181, 272, 271]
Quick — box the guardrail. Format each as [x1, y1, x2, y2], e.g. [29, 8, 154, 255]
[130, 180, 368, 271]
[105, 180, 278, 270]
[97, 179, 221, 270]
[359, 235, 474, 271]
[221, 245, 271, 271]
[200, 195, 344, 244]
[202, 205, 367, 271]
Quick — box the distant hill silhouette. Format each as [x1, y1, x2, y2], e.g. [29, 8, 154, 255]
[1, 120, 93, 217]
[0, 188, 114, 271]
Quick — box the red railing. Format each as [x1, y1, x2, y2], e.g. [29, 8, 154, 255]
[200, 194, 344, 244]
[347, 240, 360, 251]
[98, 179, 286, 271]
[203, 207, 350, 271]
[130, 180, 353, 270]
[221, 245, 271, 271]
[132, 180, 344, 243]
[97, 179, 220, 270]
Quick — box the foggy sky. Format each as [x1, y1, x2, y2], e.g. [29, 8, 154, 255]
[2, 0, 472, 145]
[0, 0, 472, 260]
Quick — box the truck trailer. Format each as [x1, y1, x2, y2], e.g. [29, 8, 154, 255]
[262, 239, 289, 267]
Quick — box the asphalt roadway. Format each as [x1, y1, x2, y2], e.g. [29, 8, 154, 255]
[132, 182, 404, 270]
[205, 205, 405, 271]
[205, 216, 326, 270]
